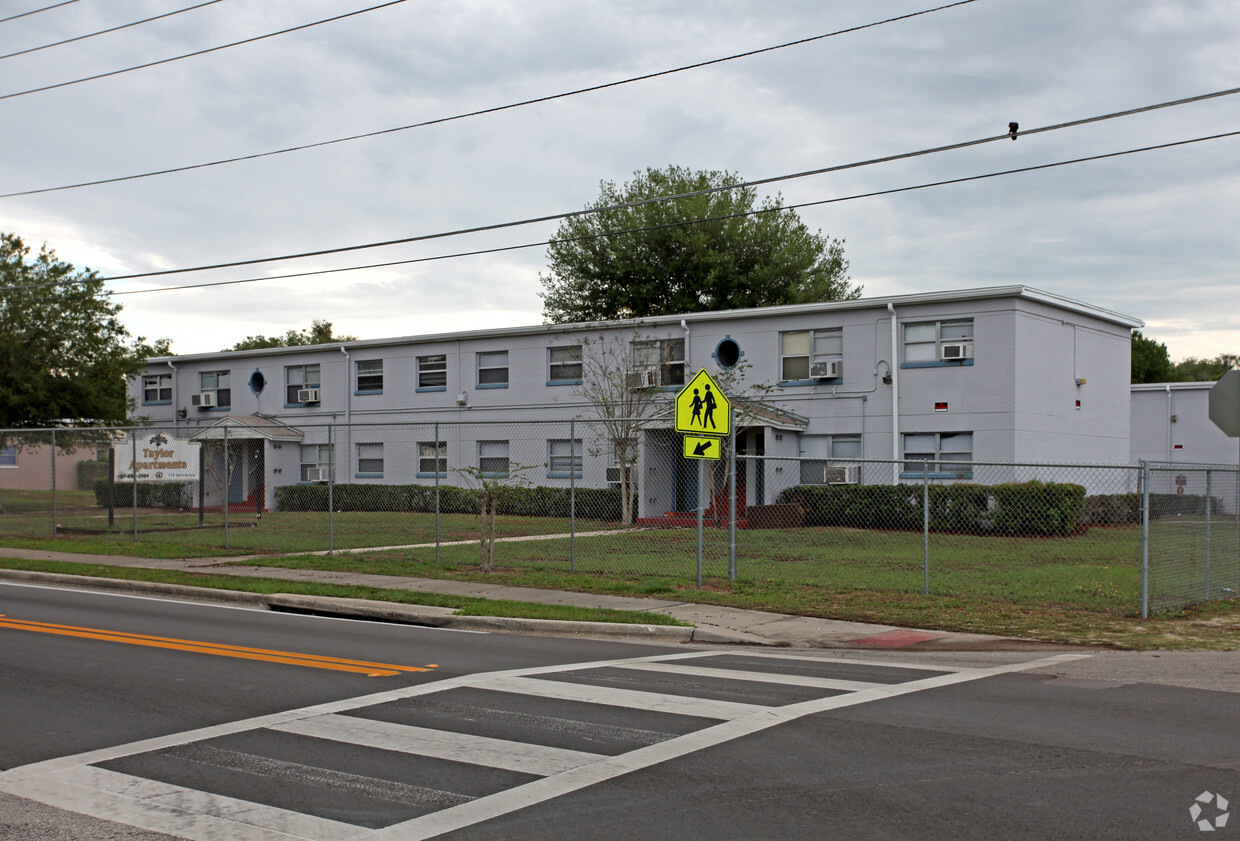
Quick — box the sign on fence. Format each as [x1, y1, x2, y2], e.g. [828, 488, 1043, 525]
[115, 433, 200, 482]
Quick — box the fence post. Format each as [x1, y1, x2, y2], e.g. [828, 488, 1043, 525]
[922, 468, 930, 595]
[728, 407, 737, 581]
[1140, 460, 1150, 619]
[1205, 468, 1213, 600]
[433, 421, 440, 565]
[107, 447, 115, 528]
[569, 419, 576, 573]
[50, 428, 57, 538]
[223, 427, 230, 549]
[328, 424, 335, 555]
[131, 430, 138, 541]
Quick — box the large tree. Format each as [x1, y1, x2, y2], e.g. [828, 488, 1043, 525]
[1130, 330, 1174, 384]
[225, 319, 357, 351]
[0, 233, 158, 428]
[539, 166, 858, 323]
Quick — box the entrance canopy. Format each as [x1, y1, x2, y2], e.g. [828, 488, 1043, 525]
[187, 415, 304, 442]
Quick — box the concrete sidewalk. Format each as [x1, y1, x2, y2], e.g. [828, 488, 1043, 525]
[0, 547, 1071, 651]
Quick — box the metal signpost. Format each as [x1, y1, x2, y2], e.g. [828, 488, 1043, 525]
[675, 370, 731, 588]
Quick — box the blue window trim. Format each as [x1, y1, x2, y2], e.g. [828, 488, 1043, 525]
[354, 472, 384, 479]
[415, 386, 447, 393]
[900, 359, 974, 369]
[546, 471, 583, 480]
[354, 389, 383, 396]
[416, 471, 447, 479]
[480, 471, 510, 479]
[899, 471, 974, 480]
[546, 379, 582, 387]
[141, 400, 172, 406]
[283, 402, 310, 409]
[778, 378, 842, 388]
[475, 383, 508, 390]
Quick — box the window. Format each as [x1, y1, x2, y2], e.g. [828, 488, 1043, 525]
[478, 440, 509, 477]
[799, 435, 861, 484]
[548, 345, 582, 384]
[1, 445, 16, 467]
[199, 370, 230, 407]
[547, 439, 582, 478]
[419, 441, 447, 477]
[356, 443, 384, 477]
[477, 351, 509, 388]
[904, 319, 973, 364]
[142, 374, 172, 403]
[286, 364, 321, 403]
[632, 338, 685, 387]
[781, 328, 842, 381]
[356, 359, 383, 393]
[417, 354, 447, 391]
[299, 444, 331, 481]
[903, 432, 973, 477]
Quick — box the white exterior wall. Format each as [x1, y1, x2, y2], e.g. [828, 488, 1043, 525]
[1131, 383, 1239, 466]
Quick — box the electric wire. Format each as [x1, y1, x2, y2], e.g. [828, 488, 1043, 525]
[0, 0, 409, 102]
[0, 0, 81, 25]
[74, 89, 1240, 283]
[0, 1, 225, 62]
[0, 0, 981, 198]
[90, 128, 1240, 297]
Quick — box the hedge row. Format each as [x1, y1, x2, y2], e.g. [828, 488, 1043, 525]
[1084, 492, 1226, 524]
[775, 480, 1087, 536]
[92, 478, 191, 509]
[274, 482, 623, 521]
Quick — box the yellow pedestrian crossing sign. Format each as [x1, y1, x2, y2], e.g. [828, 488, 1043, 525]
[675, 369, 730, 436]
[683, 435, 722, 460]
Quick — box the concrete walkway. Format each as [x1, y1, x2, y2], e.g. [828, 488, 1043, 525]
[0, 547, 1072, 650]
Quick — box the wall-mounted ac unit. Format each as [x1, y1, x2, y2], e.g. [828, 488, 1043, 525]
[297, 387, 321, 403]
[625, 368, 659, 389]
[810, 359, 842, 379]
[940, 342, 973, 361]
[191, 392, 215, 407]
[823, 464, 860, 484]
[305, 467, 329, 482]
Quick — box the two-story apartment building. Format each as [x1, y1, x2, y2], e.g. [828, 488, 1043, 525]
[130, 286, 1142, 516]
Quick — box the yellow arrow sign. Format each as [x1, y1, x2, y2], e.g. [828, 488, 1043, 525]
[675, 369, 730, 436]
[683, 435, 722, 460]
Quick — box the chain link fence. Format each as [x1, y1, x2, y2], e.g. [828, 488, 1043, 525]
[2, 423, 1237, 617]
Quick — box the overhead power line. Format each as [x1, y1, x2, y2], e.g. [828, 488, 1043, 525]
[0, 1, 226, 62]
[0, 0, 409, 102]
[0, 0, 82, 25]
[101, 129, 1240, 298]
[0, 0, 982, 199]
[75, 89, 1240, 283]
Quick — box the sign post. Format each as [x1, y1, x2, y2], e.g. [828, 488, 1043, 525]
[675, 370, 732, 587]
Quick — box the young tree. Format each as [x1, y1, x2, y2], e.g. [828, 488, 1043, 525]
[451, 463, 534, 572]
[539, 166, 858, 323]
[0, 233, 163, 427]
[225, 319, 358, 351]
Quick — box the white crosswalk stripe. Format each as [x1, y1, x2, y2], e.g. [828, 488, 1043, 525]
[0, 650, 1090, 841]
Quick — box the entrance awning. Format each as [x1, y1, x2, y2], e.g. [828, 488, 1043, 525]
[187, 415, 304, 442]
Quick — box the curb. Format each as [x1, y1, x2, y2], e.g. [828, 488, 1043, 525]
[0, 569, 697, 643]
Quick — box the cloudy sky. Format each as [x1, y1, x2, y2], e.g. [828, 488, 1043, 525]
[2, 0, 1237, 360]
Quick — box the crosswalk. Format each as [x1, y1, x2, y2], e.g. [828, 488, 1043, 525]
[0, 650, 1085, 841]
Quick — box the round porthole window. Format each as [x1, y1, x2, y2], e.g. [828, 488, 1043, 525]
[714, 337, 742, 368]
[248, 370, 266, 395]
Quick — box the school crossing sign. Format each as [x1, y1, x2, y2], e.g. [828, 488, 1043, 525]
[675, 369, 730, 438]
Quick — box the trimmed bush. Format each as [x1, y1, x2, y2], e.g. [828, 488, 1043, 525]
[92, 478, 191, 508]
[989, 480, 1085, 536]
[272, 482, 623, 521]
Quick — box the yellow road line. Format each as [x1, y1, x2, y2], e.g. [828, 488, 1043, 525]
[0, 618, 434, 677]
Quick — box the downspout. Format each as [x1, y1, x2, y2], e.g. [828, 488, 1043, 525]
[167, 359, 177, 434]
[888, 303, 899, 484]
[681, 319, 691, 371]
[1166, 383, 1173, 462]
[340, 346, 351, 481]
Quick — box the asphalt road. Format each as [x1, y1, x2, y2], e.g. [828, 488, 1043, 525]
[1, 582, 1237, 840]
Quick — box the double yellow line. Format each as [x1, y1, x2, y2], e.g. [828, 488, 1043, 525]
[0, 616, 435, 677]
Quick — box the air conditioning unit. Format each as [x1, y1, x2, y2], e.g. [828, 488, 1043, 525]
[191, 392, 215, 407]
[305, 467, 329, 482]
[810, 359, 842, 380]
[297, 387, 321, 403]
[823, 464, 860, 484]
[625, 368, 659, 389]
[940, 342, 974, 361]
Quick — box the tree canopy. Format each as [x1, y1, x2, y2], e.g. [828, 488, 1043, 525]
[539, 166, 858, 323]
[0, 233, 160, 428]
[225, 319, 357, 351]
[1131, 330, 1236, 383]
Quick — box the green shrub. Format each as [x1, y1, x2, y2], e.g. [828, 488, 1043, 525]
[990, 480, 1086, 536]
[272, 482, 622, 520]
[92, 478, 191, 508]
[76, 458, 110, 491]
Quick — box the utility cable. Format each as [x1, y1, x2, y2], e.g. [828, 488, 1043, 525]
[0, 1, 225, 62]
[0, 0, 408, 102]
[0, 0, 81, 25]
[0, 0, 981, 198]
[99, 128, 1240, 297]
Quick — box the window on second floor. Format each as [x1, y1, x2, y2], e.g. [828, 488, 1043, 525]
[356, 359, 383, 393]
[632, 338, 685, 387]
[548, 345, 582, 384]
[142, 374, 172, 403]
[417, 354, 448, 391]
[199, 371, 230, 407]
[904, 319, 974, 364]
[476, 351, 509, 388]
[286, 364, 321, 404]
[781, 328, 842, 381]
[902, 432, 973, 478]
